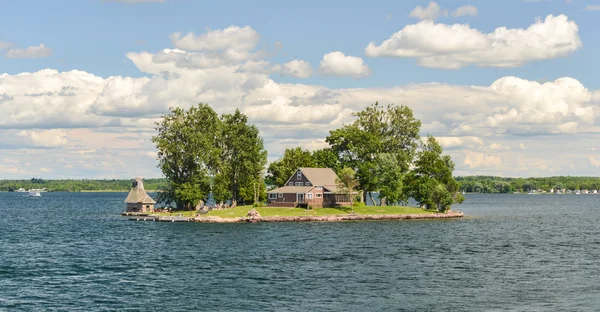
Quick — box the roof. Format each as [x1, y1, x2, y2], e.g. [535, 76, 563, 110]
[267, 186, 314, 194]
[298, 168, 339, 186]
[124, 178, 156, 204]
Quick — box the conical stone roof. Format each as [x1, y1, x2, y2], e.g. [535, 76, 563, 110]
[124, 178, 156, 204]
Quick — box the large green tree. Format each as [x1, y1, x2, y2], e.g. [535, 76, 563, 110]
[312, 148, 342, 173]
[219, 109, 267, 206]
[266, 147, 315, 187]
[326, 102, 421, 205]
[405, 135, 463, 212]
[152, 104, 221, 209]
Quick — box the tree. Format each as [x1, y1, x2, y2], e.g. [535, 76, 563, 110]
[266, 147, 315, 187]
[327, 102, 421, 204]
[312, 148, 342, 173]
[375, 153, 407, 206]
[152, 104, 221, 209]
[405, 135, 463, 212]
[220, 109, 267, 206]
[336, 167, 359, 213]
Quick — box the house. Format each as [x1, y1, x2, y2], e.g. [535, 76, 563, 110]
[266, 168, 352, 208]
[124, 178, 155, 213]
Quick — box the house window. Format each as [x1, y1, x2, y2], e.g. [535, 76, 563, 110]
[305, 182, 311, 186]
[278, 193, 283, 198]
[295, 182, 303, 186]
[297, 172, 302, 180]
[307, 193, 313, 199]
[269, 193, 277, 199]
[316, 193, 323, 198]
[316, 186, 323, 190]
[289, 182, 293, 186]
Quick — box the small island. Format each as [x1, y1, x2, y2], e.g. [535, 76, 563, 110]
[125, 102, 465, 223]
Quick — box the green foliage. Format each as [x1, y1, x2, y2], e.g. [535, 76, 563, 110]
[326, 102, 421, 204]
[0, 178, 168, 192]
[312, 148, 342, 173]
[152, 104, 266, 209]
[266, 147, 315, 187]
[336, 167, 359, 211]
[457, 176, 600, 193]
[152, 104, 221, 209]
[405, 135, 462, 212]
[220, 109, 267, 206]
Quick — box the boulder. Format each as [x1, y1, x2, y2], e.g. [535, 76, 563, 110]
[246, 209, 261, 218]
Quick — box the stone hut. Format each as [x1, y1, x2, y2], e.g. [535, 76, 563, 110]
[124, 178, 155, 213]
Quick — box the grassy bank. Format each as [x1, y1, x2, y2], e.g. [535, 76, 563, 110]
[154, 205, 436, 218]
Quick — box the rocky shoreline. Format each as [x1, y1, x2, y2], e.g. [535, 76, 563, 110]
[193, 210, 465, 223]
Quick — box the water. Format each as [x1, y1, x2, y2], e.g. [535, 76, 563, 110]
[1, 192, 599, 311]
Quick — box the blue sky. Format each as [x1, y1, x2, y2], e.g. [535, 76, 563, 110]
[1, 0, 600, 178]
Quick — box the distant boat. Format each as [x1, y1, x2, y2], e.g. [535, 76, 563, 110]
[462, 190, 466, 195]
[28, 191, 41, 197]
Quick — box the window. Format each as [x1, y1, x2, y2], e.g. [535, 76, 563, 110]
[269, 193, 277, 199]
[307, 193, 313, 199]
[295, 182, 303, 186]
[297, 172, 302, 180]
[316, 193, 323, 198]
[305, 182, 311, 186]
[289, 182, 293, 186]
[316, 186, 323, 190]
[278, 193, 283, 198]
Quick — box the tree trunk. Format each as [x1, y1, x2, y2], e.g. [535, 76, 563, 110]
[368, 192, 376, 207]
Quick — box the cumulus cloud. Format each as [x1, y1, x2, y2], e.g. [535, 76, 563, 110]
[1, 24, 600, 178]
[318, 51, 371, 78]
[410, 2, 447, 21]
[4, 44, 52, 59]
[278, 60, 312, 78]
[451, 5, 478, 17]
[365, 14, 581, 69]
[464, 151, 502, 169]
[170, 26, 260, 56]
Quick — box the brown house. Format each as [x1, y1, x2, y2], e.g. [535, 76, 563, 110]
[124, 178, 155, 213]
[267, 168, 351, 208]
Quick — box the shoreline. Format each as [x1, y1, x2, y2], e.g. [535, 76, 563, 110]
[128, 211, 465, 223]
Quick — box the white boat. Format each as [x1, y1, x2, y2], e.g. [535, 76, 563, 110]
[28, 191, 41, 197]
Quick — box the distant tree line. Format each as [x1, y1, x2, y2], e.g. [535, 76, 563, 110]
[457, 176, 600, 193]
[0, 178, 168, 192]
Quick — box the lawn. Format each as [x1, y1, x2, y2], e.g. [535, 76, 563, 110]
[153, 205, 435, 218]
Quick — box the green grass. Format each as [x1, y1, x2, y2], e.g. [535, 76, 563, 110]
[154, 205, 435, 218]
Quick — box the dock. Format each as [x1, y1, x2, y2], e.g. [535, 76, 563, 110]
[127, 215, 193, 222]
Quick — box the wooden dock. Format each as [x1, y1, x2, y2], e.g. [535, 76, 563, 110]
[127, 215, 193, 222]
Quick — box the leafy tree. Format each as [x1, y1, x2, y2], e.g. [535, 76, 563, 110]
[266, 147, 315, 187]
[220, 109, 267, 206]
[152, 104, 221, 209]
[335, 167, 359, 212]
[405, 135, 463, 212]
[326, 102, 421, 204]
[375, 153, 407, 206]
[312, 148, 342, 173]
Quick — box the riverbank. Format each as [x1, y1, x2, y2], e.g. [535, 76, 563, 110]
[193, 210, 464, 223]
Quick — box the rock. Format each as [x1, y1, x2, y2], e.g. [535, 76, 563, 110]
[246, 209, 261, 218]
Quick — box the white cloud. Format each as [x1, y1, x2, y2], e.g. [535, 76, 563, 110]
[451, 5, 478, 17]
[590, 156, 600, 167]
[365, 14, 581, 69]
[410, 2, 447, 21]
[279, 60, 312, 78]
[18, 129, 68, 147]
[39, 167, 52, 173]
[586, 5, 600, 11]
[318, 51, 371, 78]
[464, 151, 502, 168]
[0, 42, 12, 50]
[5, 44, 52, 59]
[170, 26, 260, 55]
[435, 136, 483, 148]
[0, 164, 18, 174]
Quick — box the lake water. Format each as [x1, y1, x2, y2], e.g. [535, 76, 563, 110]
[1, 192, 599, 311]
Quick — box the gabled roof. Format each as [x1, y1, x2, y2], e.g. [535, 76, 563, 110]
[280, 168, 343, 193]
[124, 178, 156, 204]
[267, 186, 313, 194]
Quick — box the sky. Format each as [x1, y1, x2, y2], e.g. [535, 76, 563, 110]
[1, 0, 600, 179]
